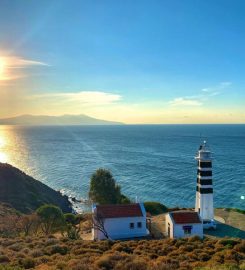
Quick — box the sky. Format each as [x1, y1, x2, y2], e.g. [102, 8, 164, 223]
[0, 0, 245, 124]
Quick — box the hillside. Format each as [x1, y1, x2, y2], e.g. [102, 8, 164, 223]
[0, 114, 123, 125]
[0, 236, 244, 270]
[0, 163, 72, 213]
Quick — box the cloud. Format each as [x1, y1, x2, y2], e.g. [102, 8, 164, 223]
[27, 91, 122, 105]
[201, 88, 210, 92]
[201, 81, 232, 93]
[0, 56, 49, 82]
[220, 81, 232, 88]
[3, 57, 49, 69]
[170, 81, 232, 107]
[169, 97, 202, 106]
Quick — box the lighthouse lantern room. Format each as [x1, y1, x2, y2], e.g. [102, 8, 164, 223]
[195, 141, 214, 222]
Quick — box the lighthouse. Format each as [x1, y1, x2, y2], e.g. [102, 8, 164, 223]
[195, 141, 214, 222]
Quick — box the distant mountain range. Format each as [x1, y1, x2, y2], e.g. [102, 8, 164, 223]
[0, 114, 123, 125]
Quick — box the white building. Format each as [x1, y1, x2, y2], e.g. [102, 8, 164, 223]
[166, 211, 203, 239]
[92, 203, 149, 240]
[195, 141, 214, 221]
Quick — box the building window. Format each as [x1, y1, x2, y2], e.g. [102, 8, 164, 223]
[130, 222, 134, 229]
[184, 228, 192, 234]
[137, 222, 142, 228]
[183, 225, 192, 235]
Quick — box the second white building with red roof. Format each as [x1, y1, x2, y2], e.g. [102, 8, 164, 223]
[166, 211, 203, 239]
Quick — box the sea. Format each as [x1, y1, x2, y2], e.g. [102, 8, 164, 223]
[0, 124, 244, 212]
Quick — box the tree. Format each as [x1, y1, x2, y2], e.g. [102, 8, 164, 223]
[93, 209, 109, 239]
[36, 204, 65, 234]
[64, 213, 78, 225]
[89, 169, 122, 204]
[64, 213, 81, 239]
[18, 213, 39, 236]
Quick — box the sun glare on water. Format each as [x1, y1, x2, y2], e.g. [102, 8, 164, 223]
[0, 135, 8, 163]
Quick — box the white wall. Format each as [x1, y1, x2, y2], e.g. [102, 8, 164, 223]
[166, 213, 203, 239]
[173, 223, 203, 239]
[92, 203, 149, 240]
[195, 192, 214, 220]
[165, 214, 174, 238]
[94, 215, 148, 240]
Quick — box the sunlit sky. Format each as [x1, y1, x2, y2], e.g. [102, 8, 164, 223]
[0, 0, 245, 124]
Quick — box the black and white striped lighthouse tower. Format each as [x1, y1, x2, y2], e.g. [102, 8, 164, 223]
[195, 141, 214, 221]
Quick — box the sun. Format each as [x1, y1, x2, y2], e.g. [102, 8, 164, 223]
[0, 58, 5, 76]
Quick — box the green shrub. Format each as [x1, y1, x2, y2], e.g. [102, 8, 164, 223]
[64, 213, 78, 225]
[30, 249, 43, 258]
[120, 194, 131, 204]
[0, 255, 10, 263]
[19, 258, 35, 269]
[116, 259, 147, 270]
[36, 204, 65, 234]
[46, 244, 68, 255]
[234, 241, 245, 253]
[56, 262, 66, 270]
[144, 202, 168, 215]
[9, 243, 23, 252]
[198, 252, 211, 262]
[0, 266, 23, 270]
[96, 254, 114, 270]
[218, 239, 240, 247]
[65, 224, 80, 240]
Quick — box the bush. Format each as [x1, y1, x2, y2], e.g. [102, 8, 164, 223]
[19, 258, 35, 269]
[46, 244, 68, 255]
[144, 202, 168, 215]
[0, 266, 23, 270]
[0, 255, 10, 263]
[9, 243, 23, 252]
[218, 239, 240, 247]
[120, 194, 131, 204]
[198, 252, 211, 261]
[234, 241, 245, 253]
[0, 236, 244, 270]
[64, 213, 78, 225]
[96, 254, 114, 270]
[30, 249, 44, 258]
[116, 259, 147, 270]
[36, 204, 65, 234]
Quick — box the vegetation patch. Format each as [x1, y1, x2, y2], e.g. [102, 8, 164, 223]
[144, 201, 168, 215]
[224, 208, 245, 215]
[0, 237, 243, 270]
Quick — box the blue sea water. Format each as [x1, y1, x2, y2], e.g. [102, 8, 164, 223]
[0, 124, 244, 211]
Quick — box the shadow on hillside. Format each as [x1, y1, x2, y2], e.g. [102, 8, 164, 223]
[205, 222, 245, 238]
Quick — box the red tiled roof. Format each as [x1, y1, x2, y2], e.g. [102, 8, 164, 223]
[170, 211, 201, 224]
[96, 203, 143, 218]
